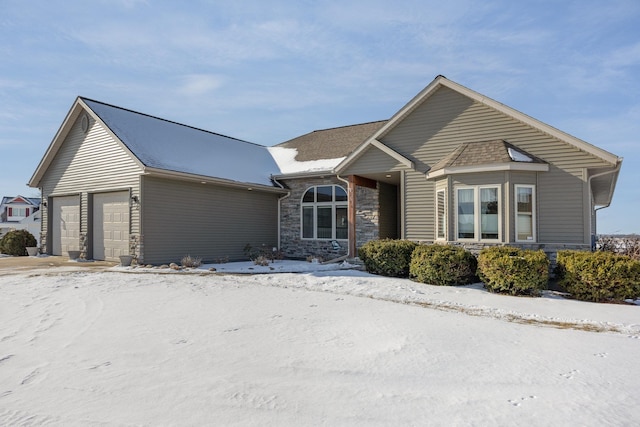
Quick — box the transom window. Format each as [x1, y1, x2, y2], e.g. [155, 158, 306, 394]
[301, 185, 348, 240]
[456, 186, 501, 241]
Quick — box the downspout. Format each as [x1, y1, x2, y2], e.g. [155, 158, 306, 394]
[271, 176, 290, 251]
[587, 160, 622, 247]
[336, 174, 353, 257]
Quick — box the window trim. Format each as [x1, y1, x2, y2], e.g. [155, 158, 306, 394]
[455, 185, 502, 242]
[300, 185, 348, 241]
[515, 184, 536, 243]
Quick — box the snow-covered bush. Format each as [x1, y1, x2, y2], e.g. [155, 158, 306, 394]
[410, 244, 477, 286]
[556, 250, 640, 302]
[0, 229, 37, 256]
[358, 239, 418, 277]
[478, 246, 549, 296]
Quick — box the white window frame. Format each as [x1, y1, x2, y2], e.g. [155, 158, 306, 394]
[435, 189, 447, 240]
[455, 185, 501, 242]
[301, 185, 348, 241]
[515, 184, 536, 243]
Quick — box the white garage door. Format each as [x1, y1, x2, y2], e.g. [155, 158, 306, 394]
[51, 195, 80, 256]
[93, 192, 130, 261]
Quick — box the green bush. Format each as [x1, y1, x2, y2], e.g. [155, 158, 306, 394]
[409, 244, 477, 286]
[358, 239, 418, 277]
[0, 229, 37, 256]
[556, 250, 640, 302]
[477, 246, 549, 296]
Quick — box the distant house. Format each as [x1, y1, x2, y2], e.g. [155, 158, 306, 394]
[29, 76, 622, 263]
[0, 195, 41, 244]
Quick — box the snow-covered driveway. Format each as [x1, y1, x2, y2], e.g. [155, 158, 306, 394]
[1, 268, 638, 426]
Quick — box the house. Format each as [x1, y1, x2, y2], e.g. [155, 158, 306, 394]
[29, 75, 622, 263]
[0, 196, 41, 244]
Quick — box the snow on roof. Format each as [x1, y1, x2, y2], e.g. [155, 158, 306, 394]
[268, 146, 344, 175]
[83, 99, 281, 187]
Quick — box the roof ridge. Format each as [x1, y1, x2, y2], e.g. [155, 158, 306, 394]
[311, 119, 388, 134]
[79, 97, 266, 148]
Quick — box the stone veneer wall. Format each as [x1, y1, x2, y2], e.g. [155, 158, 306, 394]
[279, 176, 380, 260]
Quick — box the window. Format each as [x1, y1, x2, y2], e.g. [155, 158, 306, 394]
[436, 190, 446, 239]
[515, 185, 535, 242]
[8, 207, 28, 218]
[457, 188, 475, 239]
[456, 186, 501, 241]
[480, 188, 499, 239]
[301, 185, 348, 240]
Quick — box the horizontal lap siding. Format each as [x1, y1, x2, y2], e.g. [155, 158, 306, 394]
[342, 146, 404, 175]
[141, 176, 279, 264]
[538, 167, 585, 243]
[40, 115, 142, 241]
[379, 86, 611, 245]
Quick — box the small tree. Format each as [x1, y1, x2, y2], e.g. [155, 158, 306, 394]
[0, 229, 37, 256]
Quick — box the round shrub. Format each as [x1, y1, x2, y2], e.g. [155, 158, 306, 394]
[556, 250, 640, 302]
[410, 244, 477, 286]
[477, 246, 549, 296]
[0, 229, 37, 256]
[358, 239, 418, 277]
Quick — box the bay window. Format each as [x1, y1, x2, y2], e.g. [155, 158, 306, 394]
[456, 186, 501, 241]
[515, 185, 535, 242]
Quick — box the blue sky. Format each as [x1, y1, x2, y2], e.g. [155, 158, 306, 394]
[1, 0, 638, 234]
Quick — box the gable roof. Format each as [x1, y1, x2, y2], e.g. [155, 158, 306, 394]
[1, 196, 40, 206]
[426, 140, 548, 179]
[337, 75, 622, 173]
[82, 98, 281, 188]
[29, 98, 283, 190]
[276, 120, 388, 161]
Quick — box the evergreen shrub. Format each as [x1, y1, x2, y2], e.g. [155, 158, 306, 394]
[0, 229, 37, 256]
[556, 250, 640, 302]
[358, 239, 418, 277]
[409, 244, 477, 286]
[477, 246, 549, 296]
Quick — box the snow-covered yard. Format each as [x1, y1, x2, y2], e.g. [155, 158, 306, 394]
[1, 261, 639, 426]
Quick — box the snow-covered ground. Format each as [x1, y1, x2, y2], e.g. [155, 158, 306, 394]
[1, 260, 639, 426]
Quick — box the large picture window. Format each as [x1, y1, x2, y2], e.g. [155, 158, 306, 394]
[515, 185, 535, 242]
[456, 186, 501, 241]
[301, 185, 348, 240]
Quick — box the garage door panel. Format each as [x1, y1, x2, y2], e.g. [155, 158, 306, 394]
[52, 196, 80, 256]
[93, 192, 130, 261]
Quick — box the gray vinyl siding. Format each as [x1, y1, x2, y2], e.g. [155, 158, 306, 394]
[377, 86, 609, 245]
[403, 170, 434, 240]
[341, 146, 405, 175]
[39, 114, 142, 252]
[141, 175, 279, 264]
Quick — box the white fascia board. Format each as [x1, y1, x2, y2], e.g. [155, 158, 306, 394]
[426, 162, 549, 179]
[334, 138, 414, 173]
[28, 98, 85, 187]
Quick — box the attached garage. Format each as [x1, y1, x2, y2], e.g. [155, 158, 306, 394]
[93, 191, 130, 261]
[51, 195, 80, 256]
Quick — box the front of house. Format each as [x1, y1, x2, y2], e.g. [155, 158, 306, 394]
[29, 76, 622, 264]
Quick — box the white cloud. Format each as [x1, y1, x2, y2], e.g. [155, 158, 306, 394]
[179, 74, 224, 96]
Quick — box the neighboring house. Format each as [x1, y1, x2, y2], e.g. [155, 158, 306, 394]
[0, 196, 41, 245]
[29, 75, 622, 263]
